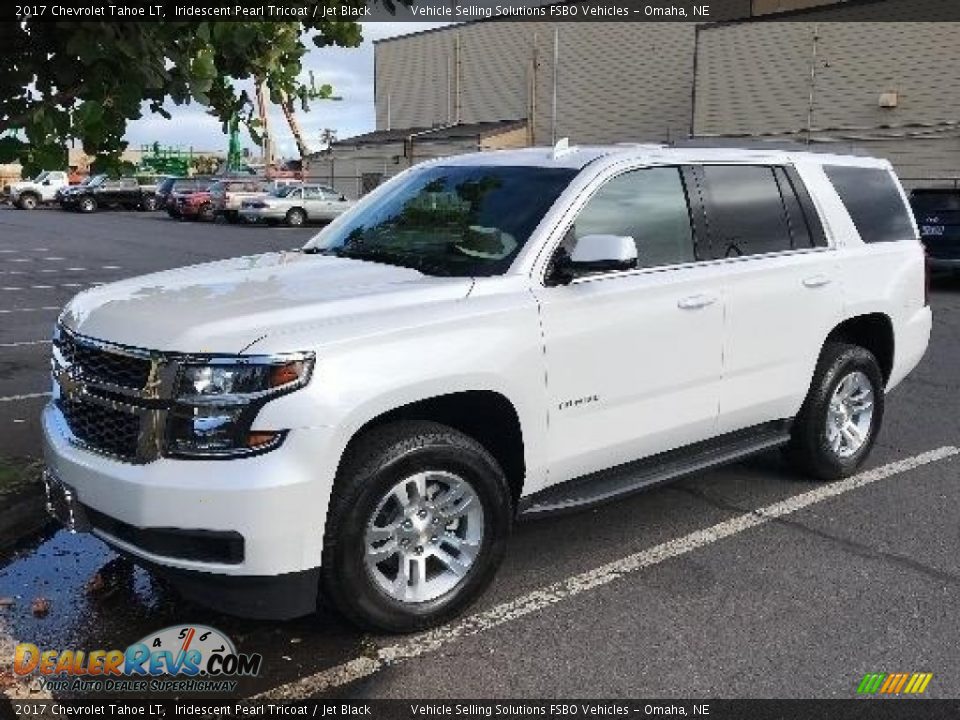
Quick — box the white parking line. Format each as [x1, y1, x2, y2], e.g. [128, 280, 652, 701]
[0, 306, 61, 314]
[0, 283, 93, 291]
[257, 446, 960, 699]
[0, 392, 50, 403]
[0, 340, 49, 348]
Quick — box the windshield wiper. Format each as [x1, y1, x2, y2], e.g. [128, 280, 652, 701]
[318, 246, 451, 276]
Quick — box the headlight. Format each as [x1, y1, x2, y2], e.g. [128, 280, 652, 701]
[165, 354, 313, 459]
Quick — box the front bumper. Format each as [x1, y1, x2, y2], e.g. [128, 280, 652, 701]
[42, 402, 336, 580]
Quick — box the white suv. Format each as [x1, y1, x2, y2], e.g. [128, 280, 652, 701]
[42, 143, 930, 631]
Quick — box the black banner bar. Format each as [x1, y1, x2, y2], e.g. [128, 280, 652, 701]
[4, 700, 960, 720]
[5, 0, 960, 23]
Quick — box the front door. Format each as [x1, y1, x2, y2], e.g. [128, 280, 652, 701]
[532, 166, 724, 486]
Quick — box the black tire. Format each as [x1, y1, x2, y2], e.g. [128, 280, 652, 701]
[78, 196, 97, 213]
[286, 208, 306, 227]
[198, 202, 215, 222]
[17, 193, 39, 210]
[140, 195, 158, 211]
[786, 342, 885, 481]
[322, 420, 513, 633]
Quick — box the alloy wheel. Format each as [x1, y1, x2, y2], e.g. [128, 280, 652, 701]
[364, 471, 484, 604]
[825, 370, 875, 458]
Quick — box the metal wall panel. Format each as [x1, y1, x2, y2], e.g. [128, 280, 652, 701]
[375, 22, 701, 145]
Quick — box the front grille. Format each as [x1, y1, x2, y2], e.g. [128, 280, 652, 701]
[57, 333, 151, 389]
[59, 398, 142, 461]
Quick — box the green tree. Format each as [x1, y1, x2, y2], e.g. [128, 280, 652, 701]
[0, 12, 387, 164]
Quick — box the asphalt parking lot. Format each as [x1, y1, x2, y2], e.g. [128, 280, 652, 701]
[1, 204, 959, 700]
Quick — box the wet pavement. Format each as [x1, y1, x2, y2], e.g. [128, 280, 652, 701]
[1, 205, 959, 699]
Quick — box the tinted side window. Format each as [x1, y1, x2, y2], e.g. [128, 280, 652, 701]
[823, 166, 915, 243]
[699, 165, 792, 258]
[568, 167, 695, 270]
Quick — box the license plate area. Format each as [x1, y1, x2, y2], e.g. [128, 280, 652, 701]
[42, 470, 91, 533]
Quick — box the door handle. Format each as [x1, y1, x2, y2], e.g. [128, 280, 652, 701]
[677, 294, 717, 310]
[802, 274, 832, 288]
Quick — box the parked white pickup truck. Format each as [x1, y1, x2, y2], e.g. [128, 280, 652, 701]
[42, 143, 930, 631]
[9, 171, 70, 209]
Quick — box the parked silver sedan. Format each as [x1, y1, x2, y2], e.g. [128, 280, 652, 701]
[239, 184, 354, 226]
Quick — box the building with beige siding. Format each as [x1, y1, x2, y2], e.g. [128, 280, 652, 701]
[308, 0, 960, 195]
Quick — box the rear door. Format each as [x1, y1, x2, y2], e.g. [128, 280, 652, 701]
[694, 164, 843, 434]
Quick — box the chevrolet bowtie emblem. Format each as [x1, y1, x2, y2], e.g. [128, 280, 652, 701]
[54, 366, 84, 397]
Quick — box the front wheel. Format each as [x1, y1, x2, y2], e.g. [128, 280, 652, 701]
[140, 195, 158, 211]
[322, 421, 512, 632]
[786, 342, 885, 481]
[17, 194, 38, 210]
[78, 197, 97, 213]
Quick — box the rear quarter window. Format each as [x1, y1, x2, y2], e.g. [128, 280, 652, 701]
[823, 166, 915, 243]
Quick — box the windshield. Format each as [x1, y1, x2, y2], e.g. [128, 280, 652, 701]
[307, 165, 576, 276]
[87, 174, 108, 187]
[33, 171, 50, 183]
[274, 185, 300, 198]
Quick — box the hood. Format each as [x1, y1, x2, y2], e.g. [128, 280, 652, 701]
[60, 251, 473, 353]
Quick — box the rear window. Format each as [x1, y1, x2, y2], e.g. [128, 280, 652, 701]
[699, 165, 794, 258]
[910, 190, 960, 214]
[823, 166, 915, 243]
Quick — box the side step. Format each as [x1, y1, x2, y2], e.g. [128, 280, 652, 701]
[518, 422, 791, 518]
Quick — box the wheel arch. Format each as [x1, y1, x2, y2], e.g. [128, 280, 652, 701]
[824, 313, 895, 384]
[337, 390, 527, 507]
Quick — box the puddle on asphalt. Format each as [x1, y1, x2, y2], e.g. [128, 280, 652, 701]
[0, 524, 375, 699]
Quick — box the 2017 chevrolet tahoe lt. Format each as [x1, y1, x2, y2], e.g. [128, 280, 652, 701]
[42, 144, 931, 631]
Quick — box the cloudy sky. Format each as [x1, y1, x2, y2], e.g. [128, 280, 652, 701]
[124, 23, 450, 158]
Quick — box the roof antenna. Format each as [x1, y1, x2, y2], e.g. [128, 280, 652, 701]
[552, 137, 575, 160]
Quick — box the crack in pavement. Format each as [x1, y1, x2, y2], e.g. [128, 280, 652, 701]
[675, 474, 960, 590]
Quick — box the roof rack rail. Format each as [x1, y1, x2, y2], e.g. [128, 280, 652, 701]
[668, 137, 874, 156]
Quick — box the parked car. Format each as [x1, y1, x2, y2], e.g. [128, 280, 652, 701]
[239, 184, 354, 226]
[59, 175, 157, 212]
[176, 186, 216, 222]
[910, 188, 960, 275]
[55, 174, 97, 203]
[210, 178, 269, 222]
[9, 170, 71, 209]
[42, 144, 930, 631]
[156, 177, 213, 218]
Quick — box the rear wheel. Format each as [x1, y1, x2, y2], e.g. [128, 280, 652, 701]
[286, 208, 306, 227]
[786, 342, 884, 481]
[322, 421, 512, 632]
[198, 203, 215, 222]
[140, 195, 158, 211]
[78, 197, 96, 213]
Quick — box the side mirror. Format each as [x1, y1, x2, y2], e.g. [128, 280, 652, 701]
[551, 234, 637, 285]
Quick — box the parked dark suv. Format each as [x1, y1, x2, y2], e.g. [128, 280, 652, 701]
[910, 188, 960, 274]
[60, 175, 157, 213]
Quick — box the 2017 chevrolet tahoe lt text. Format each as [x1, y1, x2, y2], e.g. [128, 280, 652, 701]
[42, 144, 931, 631]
